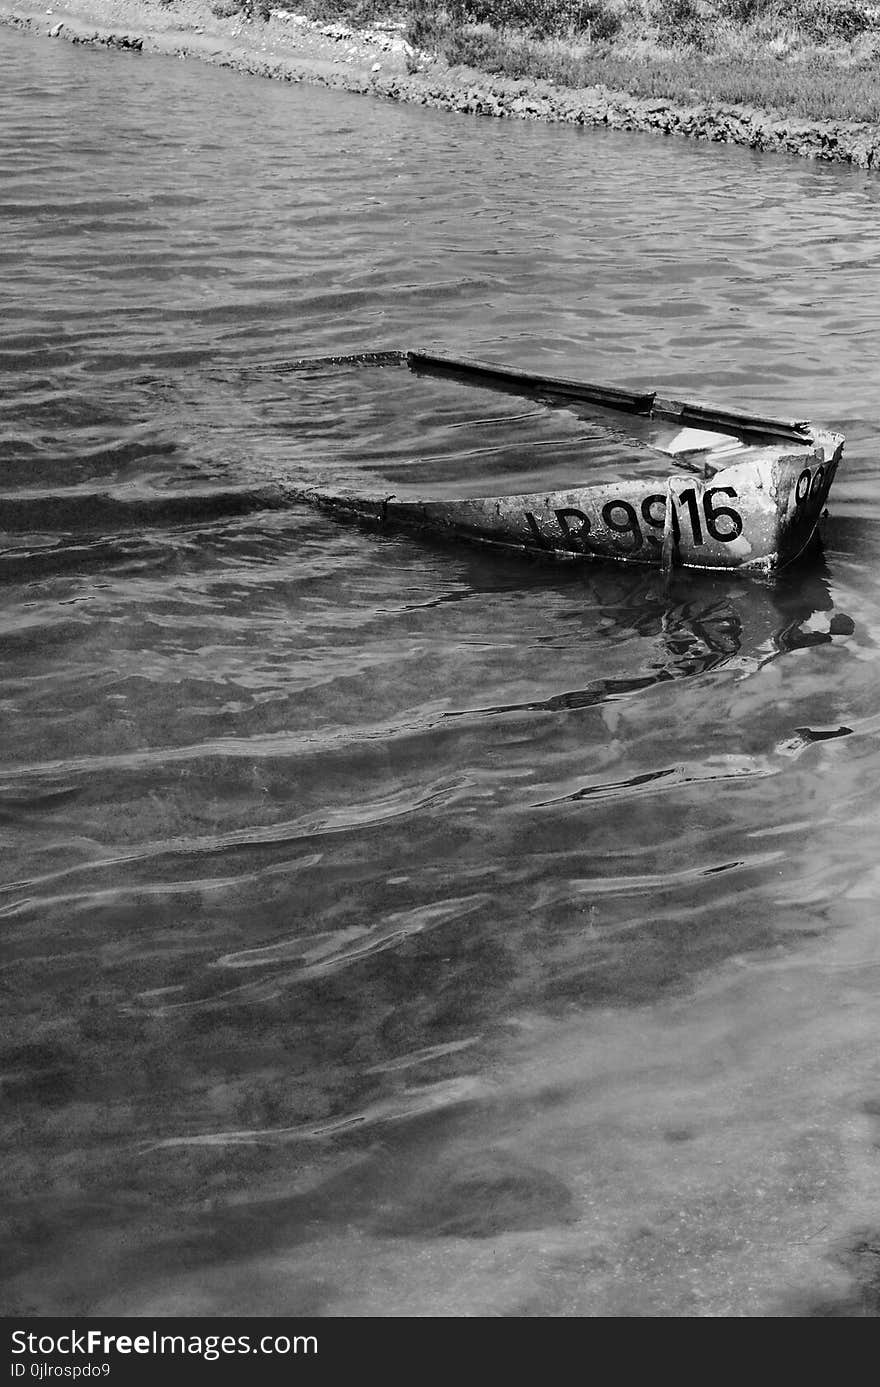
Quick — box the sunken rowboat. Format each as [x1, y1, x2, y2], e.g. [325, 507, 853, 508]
[303, 350, 844, 575]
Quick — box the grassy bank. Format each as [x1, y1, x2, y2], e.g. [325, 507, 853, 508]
[230, 0, 880, 123]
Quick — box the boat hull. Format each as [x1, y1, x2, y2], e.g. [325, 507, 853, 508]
[307, 437, 842, 574]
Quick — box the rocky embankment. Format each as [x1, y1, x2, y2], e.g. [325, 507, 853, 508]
[2, 0, 879, 168]
[375, 70, 880, 168]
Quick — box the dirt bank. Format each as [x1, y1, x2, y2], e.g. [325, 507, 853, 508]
[2, 0, 879, 168]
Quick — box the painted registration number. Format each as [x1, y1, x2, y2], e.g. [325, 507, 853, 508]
[523, 460, 833, 555]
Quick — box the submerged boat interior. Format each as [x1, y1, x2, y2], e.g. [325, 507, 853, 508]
[404, 349, 816, 483]
[266, 348, 818, 501]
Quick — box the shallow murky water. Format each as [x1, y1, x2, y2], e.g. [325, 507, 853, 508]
[3, 26, 880, 1317]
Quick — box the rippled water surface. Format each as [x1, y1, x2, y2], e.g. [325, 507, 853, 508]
[4, 26, 880, 1318]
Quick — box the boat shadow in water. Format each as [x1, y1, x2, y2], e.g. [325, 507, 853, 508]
[442, 556, 855, 721]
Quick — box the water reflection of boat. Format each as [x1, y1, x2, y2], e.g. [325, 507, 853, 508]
[621, 562, 855, 680]
[301, 350, 844, 576]
[443, 562, 855, 721]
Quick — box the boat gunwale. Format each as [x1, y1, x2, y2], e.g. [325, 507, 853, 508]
[404, 348, 826, 449]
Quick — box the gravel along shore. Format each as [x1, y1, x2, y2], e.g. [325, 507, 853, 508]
[2, 0, 880, 168]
